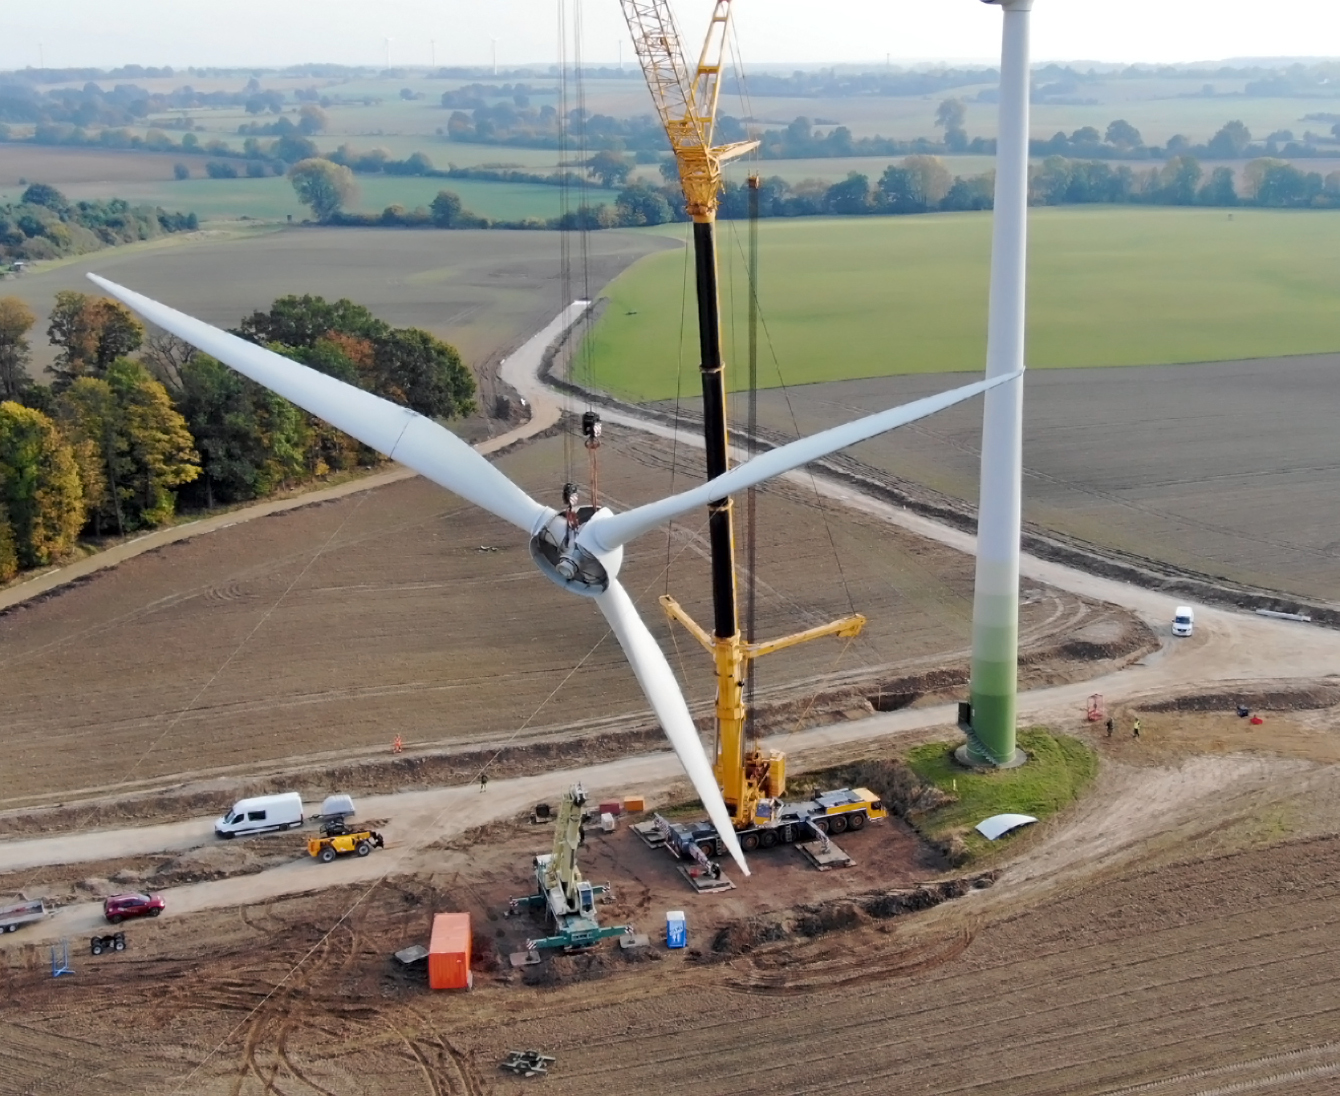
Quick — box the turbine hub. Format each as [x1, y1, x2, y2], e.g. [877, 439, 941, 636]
[529, 506, 622, 598]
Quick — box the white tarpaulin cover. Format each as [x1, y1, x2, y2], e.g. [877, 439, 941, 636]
[975, 813, 1038, 840]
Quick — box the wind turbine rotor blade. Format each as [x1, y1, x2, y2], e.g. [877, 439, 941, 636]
[595, 579, 749, 877]
[87, 274, 548, 532]
[585, 370, 1021, 553]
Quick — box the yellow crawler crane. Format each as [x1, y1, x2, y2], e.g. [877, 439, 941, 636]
[620, 0, 876, 841]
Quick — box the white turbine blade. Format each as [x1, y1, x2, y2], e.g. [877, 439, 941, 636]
[87, 274, 548, 532]
[595, 579, 749, 877]
[585, 370, 1021, 553]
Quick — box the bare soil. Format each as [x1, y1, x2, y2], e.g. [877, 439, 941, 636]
[3, 752, 1340, 1096]
[0, 424, 1139, 814]
[654, 355, 1340, 607]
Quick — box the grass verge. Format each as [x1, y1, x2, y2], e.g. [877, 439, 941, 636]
[907, 728, 1098, 861]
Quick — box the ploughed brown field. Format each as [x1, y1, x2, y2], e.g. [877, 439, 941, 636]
[0, 423, 1119, 809]
[659, 352, 1340, 604]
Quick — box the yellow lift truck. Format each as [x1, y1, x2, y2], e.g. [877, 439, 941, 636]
[308, 823, 385, 863]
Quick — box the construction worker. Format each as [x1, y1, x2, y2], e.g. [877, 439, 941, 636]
[1132, 717, 1141, 739]
[1105, 717, 1114, 738]
[479, 772, 489, 793]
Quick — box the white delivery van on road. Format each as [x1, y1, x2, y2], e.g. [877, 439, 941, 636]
[1172, 606, 1195, 637]
[215, 792, 304, 838]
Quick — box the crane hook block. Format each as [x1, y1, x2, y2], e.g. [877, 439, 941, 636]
[562, 482, 580, 509]
[581, 411, 602, 439]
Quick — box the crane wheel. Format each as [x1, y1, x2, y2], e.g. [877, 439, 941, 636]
[829, 815, 848, 835]
[848, 812, 866, 831]
[740, 832, 760, 852]
[759, 830, 778, 849]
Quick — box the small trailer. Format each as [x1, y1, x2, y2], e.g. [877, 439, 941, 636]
[0, 899, 47, 934]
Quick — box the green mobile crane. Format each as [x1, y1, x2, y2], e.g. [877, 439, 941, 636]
[509, 784, 632, 951]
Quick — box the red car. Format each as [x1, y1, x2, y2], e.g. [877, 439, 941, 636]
[103, 892, 165, 924]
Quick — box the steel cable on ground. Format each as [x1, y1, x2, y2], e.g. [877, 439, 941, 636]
[165, 492, 713, 1094]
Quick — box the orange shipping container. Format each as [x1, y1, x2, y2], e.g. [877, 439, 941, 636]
[623, 796, 646, 813]
[428, 912, 472, 991]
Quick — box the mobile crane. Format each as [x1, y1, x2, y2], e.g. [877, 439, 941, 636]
[619, 1, 888, 862]
[508, 784, 632, 951]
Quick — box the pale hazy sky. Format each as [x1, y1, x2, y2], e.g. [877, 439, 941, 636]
[2, 0, 1337, 73]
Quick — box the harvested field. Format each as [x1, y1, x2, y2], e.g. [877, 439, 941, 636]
[0, 424, 1125, 810]
[0, 145, 194, 188]
[55, 173, 624, 224]
[652, 352, 1340, 604]
[3, 224, 675, 401]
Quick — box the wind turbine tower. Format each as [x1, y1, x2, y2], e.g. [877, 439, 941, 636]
[963, 0, 1032, 768]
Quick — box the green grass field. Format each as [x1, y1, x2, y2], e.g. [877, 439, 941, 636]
[581, 206, 1340, 401]
[58, 174, 620, 224]
[907, 729, 1098, 859]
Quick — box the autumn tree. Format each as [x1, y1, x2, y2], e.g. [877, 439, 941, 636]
[288, 158, 358, 221]
[55, 377, 128, 535]
[0, 515, 16, 582]
[174, 353, 307, 507]
[56, 362, 199, 533]
[108, 359, 199, 526]
[0, 296, 37, 399]
[46, 291, 145, 388]
[371, 329, 476, 419]
[0, 400, 84, 567]
[237, 295, 475, 419]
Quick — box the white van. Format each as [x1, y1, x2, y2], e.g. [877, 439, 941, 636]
[1172, 605, 1195, 637]
[215, 792, 304, 838]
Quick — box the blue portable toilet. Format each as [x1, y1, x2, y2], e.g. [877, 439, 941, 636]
[666, 910, 687, 949]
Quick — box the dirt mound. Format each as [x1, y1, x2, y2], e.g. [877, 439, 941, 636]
[709, 873, 997, 958]
[1145, 684, 1340, 713]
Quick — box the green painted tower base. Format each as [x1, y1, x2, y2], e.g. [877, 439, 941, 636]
[954, 742, 1028, 771]
[956, 700, 1027, 770]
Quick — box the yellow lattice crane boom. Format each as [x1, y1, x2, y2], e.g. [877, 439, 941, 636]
[619, 0, 867, 838]
[619, 0, 757, 221]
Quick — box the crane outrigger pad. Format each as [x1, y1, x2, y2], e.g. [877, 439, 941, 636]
[797, 839, 853, 871]
[632, 819, 668, 849]
[677, 864, 736, 893]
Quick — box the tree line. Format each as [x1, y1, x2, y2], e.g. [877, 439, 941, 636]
[0, 291, 474, 584]
[1, 184, 197, 265]
[284, 148, 1340, 234]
